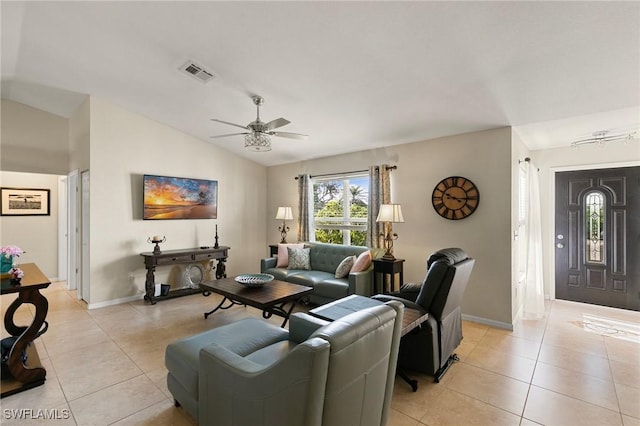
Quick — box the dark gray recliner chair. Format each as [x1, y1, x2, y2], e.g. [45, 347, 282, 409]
[373, 248, 474, 384]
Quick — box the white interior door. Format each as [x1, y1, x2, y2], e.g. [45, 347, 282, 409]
[81, 170, 90, 303]
[67, 170, 79, 292]
[58, 176, 68, 281]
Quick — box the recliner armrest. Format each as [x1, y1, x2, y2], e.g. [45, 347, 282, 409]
[289, 313, 329, 343]
[199, 338, 330, 426]
[372, 294, 425, 313]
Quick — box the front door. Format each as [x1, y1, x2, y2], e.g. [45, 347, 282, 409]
[555, 166, 639, 311]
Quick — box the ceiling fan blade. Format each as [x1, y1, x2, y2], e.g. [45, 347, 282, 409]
[265, 117, 291, 130]
[210, 119, 249, 130]
[209, 133, 249, 139]
[271, 131, 309, 140]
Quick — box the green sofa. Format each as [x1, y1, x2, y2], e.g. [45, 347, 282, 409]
[260, 242, 382, 305]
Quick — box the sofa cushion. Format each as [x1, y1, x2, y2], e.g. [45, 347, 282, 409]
[307, 242, 368, 274]
[276, 243, 304, 268]
[351, 250, 372, 272]
[335, 255, 356, 278]
[262, 267, 304, 281]
[287, 270, 335, 288]
[288, 247, 311, 270]
[314, 277, 351, 300]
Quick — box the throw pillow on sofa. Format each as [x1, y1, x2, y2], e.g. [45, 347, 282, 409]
[350, 250, 372, 272]
[287, 247, 311, 270]
[335, 255, 356, 278]
[276, 243, 304, 268]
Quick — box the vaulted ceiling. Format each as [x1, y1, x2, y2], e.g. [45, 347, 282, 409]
[2, 1, 638, 166]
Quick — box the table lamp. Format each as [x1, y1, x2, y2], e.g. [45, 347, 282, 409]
[276, 206, 294, 243]
[376, 204, 404, 260]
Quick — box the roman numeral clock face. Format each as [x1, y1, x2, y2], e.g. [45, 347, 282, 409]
[431, 176, 480, 220]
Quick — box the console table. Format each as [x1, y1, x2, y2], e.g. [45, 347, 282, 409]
[1, 263, 50, 398]
[140, 246, 229, 304]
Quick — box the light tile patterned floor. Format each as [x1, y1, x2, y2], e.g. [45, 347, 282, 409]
[1, 282, 639, 425]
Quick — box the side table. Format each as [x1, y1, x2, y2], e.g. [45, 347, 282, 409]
[372, 258, 405, 294]
[1, 263, 50, 398]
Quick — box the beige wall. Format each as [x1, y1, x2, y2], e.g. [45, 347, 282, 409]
[1, 97, 268, 307]
[1, 99, 70, 175]
[267, 127, 515, 327]
[87, 97, 268, 306]
[0, 171, 60, 278]
[69, 98, 90, 173]
[530, 140, 640, 301]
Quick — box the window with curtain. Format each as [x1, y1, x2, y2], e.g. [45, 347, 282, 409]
[312, 173, 369, 246]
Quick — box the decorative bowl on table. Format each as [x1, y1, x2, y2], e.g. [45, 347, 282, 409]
[234, 273, 274, 287]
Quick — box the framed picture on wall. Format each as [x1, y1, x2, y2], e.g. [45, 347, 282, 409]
[0, 187, 51, 216]
[143, 175, 218, 220]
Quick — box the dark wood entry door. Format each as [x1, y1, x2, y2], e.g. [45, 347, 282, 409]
[555, 166, 639, 311]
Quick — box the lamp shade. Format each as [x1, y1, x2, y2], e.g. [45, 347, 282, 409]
[275, 206, 294, 220]
[376, 204, 404, 223]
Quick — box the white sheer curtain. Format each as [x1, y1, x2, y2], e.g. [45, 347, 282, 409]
[524, 160, 545, 318]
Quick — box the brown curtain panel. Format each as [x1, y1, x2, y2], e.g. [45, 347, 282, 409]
[367, 164, 391, 249]
[297, 174, 311, 242]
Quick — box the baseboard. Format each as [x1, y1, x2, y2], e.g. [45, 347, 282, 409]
[88, 293, 143, 309]
[462, 313, 513, 331]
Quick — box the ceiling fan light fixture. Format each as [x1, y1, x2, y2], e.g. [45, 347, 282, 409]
[244, 132, 271, 152]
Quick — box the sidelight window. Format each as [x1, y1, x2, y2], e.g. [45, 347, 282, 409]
[585, 192, 605, 263]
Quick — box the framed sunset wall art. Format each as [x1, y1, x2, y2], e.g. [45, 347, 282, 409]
[143, 175, 218, 220]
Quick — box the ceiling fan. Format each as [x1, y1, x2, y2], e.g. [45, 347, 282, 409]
[210, 96, 308, 152]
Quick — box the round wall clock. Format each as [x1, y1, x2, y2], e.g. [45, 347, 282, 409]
[431, 176, 480, 220]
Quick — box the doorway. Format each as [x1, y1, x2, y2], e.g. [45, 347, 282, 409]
[555, 166, 639, 311]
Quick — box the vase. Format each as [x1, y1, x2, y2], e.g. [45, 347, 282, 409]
[1, 255, 13, 274]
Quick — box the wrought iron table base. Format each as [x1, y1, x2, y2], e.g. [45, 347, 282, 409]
[203, 296, 297, 327]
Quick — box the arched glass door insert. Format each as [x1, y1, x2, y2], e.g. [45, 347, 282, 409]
[585, 191, 605, 264]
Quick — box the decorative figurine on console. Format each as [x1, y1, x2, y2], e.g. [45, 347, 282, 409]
[214, 225, 219, 249]
[147, 236, 166, 254]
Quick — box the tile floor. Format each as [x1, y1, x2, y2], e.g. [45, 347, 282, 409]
[1, 282, 639, 425]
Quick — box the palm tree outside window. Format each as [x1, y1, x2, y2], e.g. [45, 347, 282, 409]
[312, 174, 369, 246]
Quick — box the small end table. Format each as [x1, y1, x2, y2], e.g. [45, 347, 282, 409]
[372, 258, 405, 294]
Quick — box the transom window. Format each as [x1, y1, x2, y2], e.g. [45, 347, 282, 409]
[585, 191, 605, 263]
[312, 174, 369, 246]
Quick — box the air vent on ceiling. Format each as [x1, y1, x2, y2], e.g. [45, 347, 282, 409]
[179, 60, 216, 83]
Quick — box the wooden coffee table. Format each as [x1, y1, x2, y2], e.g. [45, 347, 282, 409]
[200, 277, 312, 327]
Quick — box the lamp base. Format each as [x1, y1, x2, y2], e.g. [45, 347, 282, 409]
[380, 252, 396, 261]
[279, 222, 289, 244]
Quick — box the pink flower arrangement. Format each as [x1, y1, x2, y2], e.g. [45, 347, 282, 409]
[1, 245, 24, 258]
[9, 267, 24, 279]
